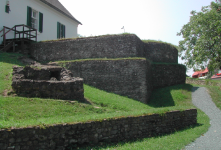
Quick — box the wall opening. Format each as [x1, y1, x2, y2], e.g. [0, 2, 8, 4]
[50, 71, 60, 80]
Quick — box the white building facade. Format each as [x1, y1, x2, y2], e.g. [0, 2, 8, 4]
[0, 0, 82, 44]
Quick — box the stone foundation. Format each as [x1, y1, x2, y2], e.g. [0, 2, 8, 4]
[186, 78, 221, 87]
[151, 63, 186, 89]
[11, 64, 84, 101]
[0, 109, 197, 150]
[54, 59, 186, 103]
[56, 58, 152, 103]
[30, 34, 178, 63]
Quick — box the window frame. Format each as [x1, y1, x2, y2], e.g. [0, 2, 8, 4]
[31, 9, 38, 30]
[57, 22, 66, 39]
[27, 6, 43, 33]
[5, 5, 9, 13]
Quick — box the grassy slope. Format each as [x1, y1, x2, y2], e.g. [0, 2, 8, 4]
[208, 86, 221, 109]
[192, 82, 221, 110]
[81, 109, 208, 150]
[0, 52, 210, 150]
[188, 77, 221, 110]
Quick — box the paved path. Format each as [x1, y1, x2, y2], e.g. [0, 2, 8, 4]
[185, 87, 221, 150]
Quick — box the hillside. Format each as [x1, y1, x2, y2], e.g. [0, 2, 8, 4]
[0, 52, 210, 149]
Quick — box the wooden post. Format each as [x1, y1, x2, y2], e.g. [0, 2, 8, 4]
[21, 39, 24, 53]
[23, 25, 24, 38]
[36, 29, 37, 41]
[14, 26, 16, 39]
[13, 41, 15, 52]
[3, 27, 6, 49]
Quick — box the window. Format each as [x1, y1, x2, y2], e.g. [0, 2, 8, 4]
[31, 9, 38, 29]
[5, 5, 9, 13]
[57, 22, 65, 39]
[27, 6, 43, 33]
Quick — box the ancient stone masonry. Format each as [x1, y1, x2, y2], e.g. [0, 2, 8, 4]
[144, 42, 178, 63]
[12, 63, 84, 101]
[27, 34, 185, 103]
[151, 64, 186, 89]
[186, 78, 221, 87]
[0, 109, 197, 150]
[30, 34, 178, 63]
[61, 58, 152, 103]
[54, 59, 186, 103]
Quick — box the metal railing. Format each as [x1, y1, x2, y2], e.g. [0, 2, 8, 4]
[0, 24, 37, 48]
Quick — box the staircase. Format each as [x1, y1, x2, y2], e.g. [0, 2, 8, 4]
[0, 44, 4, 51]
[0, 39, 14, 52]
[0, 24, 37, 53]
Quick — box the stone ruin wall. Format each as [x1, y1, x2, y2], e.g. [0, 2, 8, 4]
[60, 59, 153, 103]
[29, 34, 178, 63]
[55, 59, 186, 103]
[28, 34, 183, 103]
[30, 35, 143, 62]
[12, 64, 84, 101]
[144, 42, 178, 63]
[151, 64, 186, 89]
[0, 109, 197, 150]
[3, 33, 191, 150]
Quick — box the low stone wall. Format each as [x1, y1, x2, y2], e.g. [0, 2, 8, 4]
[186, 78, 221, 86]
[59, 58, 152, 103]
[0, 109, 197, 150]
[30, 34, 178, 63]
[12, 79, 84, 101]
[12, 65, 84, 101]
[151, 64, 186, 89]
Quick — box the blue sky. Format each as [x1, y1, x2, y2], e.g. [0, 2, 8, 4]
[59, 0, 214, 75]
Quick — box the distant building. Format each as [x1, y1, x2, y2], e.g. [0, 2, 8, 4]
[192, 68, 208, 78]
[211, 67, 221, 80]
[0, 0, 82, 48]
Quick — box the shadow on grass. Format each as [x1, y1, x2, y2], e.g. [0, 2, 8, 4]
[192, 86, 199, 92]
[5, 93, 93, 105]
[0, 52, 26, 66]
[148, 84, 193, 108]
[65, 123, 203, 150]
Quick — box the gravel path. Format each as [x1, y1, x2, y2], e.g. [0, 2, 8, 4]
[185, 87, 221, 150]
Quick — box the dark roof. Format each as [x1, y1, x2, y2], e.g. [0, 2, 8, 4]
[39, 0, 82, 25]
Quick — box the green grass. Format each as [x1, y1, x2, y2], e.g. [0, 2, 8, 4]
[0, 53, 192, 129]
[207, 86, 221, 109]
[0, 83, 195, 129]
[76, 85, 210, 150]
[142, 39, 178, 49]
[0, 53, 24, 93]
[53, 57, 147, 65]
[39, 33, 177, 52]
[198, 85, 221, 110]
[187, 78, 221, 110]
[187, 77, 221, 84]
[0, 52, 210, 150]
[40, 33, 137, 42]
[78, 109, 209, 150]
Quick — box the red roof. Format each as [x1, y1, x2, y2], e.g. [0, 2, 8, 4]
[201, 68, 209, 74]
[192, 71, 200, 77]
[192, 68, 208, 78]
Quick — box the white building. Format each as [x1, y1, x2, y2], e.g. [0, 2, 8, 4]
[0, 0, 82, 46]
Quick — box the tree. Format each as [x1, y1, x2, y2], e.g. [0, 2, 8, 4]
[177, 0, 221, 72]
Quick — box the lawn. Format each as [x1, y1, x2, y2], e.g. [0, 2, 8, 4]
[0, 52, 210, 150]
